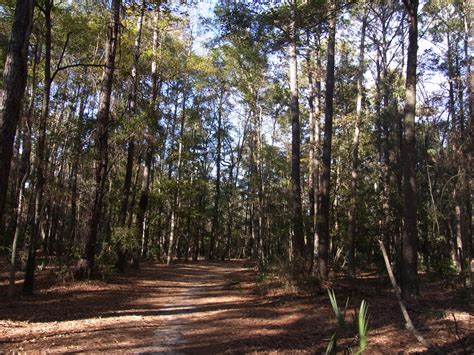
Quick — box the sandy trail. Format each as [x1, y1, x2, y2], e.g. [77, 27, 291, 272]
[0, 260, 472, 353]
[0, 262, 270, 353]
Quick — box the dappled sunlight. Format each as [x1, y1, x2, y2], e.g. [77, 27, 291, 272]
[1, 261, 470, 353]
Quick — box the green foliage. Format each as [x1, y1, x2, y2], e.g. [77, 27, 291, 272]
[326, 289, 370, 354]
[328, 288, 349, 328]
[325, 332, 337, 355]
[256, 271, 268, 284]
[111, 227, 140, 252]
[96, 242, 116, 280]
[357, 299, 369, 353]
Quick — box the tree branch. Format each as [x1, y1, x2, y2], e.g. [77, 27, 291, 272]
[378, 240, 443, 354]
[51, 31, 73, 82]
[52, 63, 112, 77]
[35, 0, 46, 15]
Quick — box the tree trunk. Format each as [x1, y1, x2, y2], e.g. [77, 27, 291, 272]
[210, 90, 224, 259]
[8, 40, 38, 297]
[76, 0, 121, 279]
[118, 4, 144, 224]
[116, 3, 144, 271]
[462, 0, 473, 283]
[347, 7, 367, 278]
[401, 0, 419, 300]
[139, 9, 161, 259]
[305, 29, 322, 275]
[23, 0, 52, 295]
[137, 147, 152, 257]
[69, 93, 86, 244]
[317, 0, 336, 281]
[9, 112, 32, 297]
[167, 84, 187, 265]
[288, 0, 305, 262]
[0, 0, 34, 233]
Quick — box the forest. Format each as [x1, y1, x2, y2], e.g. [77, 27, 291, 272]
[0, 0, 472, 353]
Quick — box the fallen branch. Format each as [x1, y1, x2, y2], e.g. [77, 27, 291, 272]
[451, 313, 467, 353]
[378, 240, 443, 354]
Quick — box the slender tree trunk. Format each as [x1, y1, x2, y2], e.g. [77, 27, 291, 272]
[401, 0, 419, 300]
[76, 0, 121, 279]
[137, 147, 152, 257]
[9, 113, 32, 297]
[347, 7, 367, 278]
[256, 106, 266, 265]
[0, 0, 34, 233]
[69, 93, 86, 244]
[167, 85, 186, 265]
[115, 3, 144, 271]
[317, 0, 336, 281]
[462, 0, 473, 282]
[210, 90, 224, 259]
[23, 0, 52, 295]
[118, 2, 144, 226]
[306, 29, 322, 274]
[138, 9, 161, 259]
[288, 0, 305, 262]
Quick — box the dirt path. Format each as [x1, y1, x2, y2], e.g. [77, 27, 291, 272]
[0, 261, 472, 353]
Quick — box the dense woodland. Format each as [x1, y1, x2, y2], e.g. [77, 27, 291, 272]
[0, 0, 472, 305]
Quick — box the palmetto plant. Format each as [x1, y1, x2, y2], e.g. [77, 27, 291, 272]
[326, 289, 349, 354]
[325, 289, 370, 354]
[356, 299, 370, 353]
[328, 288, 349, 327]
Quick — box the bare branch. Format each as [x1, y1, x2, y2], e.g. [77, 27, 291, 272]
[51, 31, 73, 82]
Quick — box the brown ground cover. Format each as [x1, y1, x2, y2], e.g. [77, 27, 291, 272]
[0, 260, 472, 353]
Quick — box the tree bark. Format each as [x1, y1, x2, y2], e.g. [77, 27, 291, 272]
[138, 8, 161, 259]
[118, 2, 144, 226]
[167, 83, 187, 265]
[23, 0, 53, 295]
[288, 0, 305, 262]
[116, 2, 145, 272]
[210, 90, 224, 259]
[8, 40, 38, 297]
[76, 0, 121, 279]
[317, 0, 336, 281]
[347, 6, 367, 278]
[0, 0, 34, 233]
[306, 29, 322, 275]
[401, 0, 419, 300]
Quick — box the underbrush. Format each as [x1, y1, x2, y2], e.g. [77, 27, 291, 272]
[253, 259, 323, 297]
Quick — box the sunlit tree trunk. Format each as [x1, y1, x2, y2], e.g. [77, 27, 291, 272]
[306, 29, 322, 274]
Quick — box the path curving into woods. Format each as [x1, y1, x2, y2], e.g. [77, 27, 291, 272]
[0, 261, 472, 353]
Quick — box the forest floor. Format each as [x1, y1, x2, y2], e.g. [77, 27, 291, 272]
[0, 260, 472, 354]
